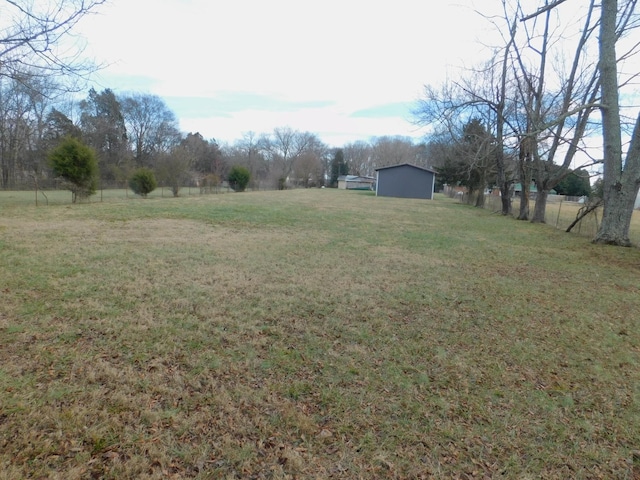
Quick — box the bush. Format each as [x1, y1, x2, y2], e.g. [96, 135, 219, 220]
[48, 137, 98, 203]
[156, 151, 190, 197]
[228, 165, 250, 192]
[200, 174, 220, 193]
[129, 168, 157, 197]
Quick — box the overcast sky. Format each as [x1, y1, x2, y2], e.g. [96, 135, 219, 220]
[77, 0, 497, 147]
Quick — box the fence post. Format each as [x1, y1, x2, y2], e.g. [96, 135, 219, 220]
[556, 199, 563, 228]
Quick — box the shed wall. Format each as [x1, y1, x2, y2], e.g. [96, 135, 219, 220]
[376, 165, 434, 199]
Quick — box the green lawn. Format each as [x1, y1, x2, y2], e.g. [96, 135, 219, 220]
[1, 189, 639, 479]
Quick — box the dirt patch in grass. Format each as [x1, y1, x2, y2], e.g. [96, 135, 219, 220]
[1, 191, 640, 478]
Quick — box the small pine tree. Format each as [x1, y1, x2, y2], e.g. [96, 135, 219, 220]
[228, 165, 250, 192]
[129, 168, 157, 198]
[48, 136, 98, 203]
[330, 149, 348, 187]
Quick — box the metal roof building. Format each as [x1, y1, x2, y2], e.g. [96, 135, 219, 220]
[375, 163, 436, 200]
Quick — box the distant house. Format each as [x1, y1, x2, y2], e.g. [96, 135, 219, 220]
[513, 183, 557, 199]
[375, 163, 436, 200]
[337, 175, 376, 190]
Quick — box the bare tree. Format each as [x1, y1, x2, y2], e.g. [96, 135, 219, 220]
[0, 77, 31, 188]
[120, 93, 181, 168]
[513, 0, 602, 223]
[0, 72, 67, 188]
[292, 136, 327, 187]
[156, 149, 191, 197]
[490, 8, 519, 217]
[261, 127, 317, 189]
[415, 0, 636, 224]
[182, 132, 223, 174]
[593, 0, 640, 246]
[369, 136, 423, 170]
[343, 141, 372, 176]
[293, 151, 322, 187]
[414, 42, 519, 215]
[239, 131, 266, 189]
[0, 0, 106, 85]
[224, 132, 268, 190]
[0, 1, 107, 189]
[509, 0, 640, 239]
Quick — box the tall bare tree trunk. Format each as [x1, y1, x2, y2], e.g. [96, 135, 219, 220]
[466, 185, 475, 205]
[593, 0, 640, 246]
[475, 182, 486, 208]
[497, 159, 512, 215]
[495, 15, 517, 216]
[532, 189, 548, 224]
[518, 188, 530, 220]
[517, 136, 533, 220]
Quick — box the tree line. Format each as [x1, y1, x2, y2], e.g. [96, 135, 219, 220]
[422, 118, 592, 201]
[414, 0, 640, 246]
[0, 0, 433, 197]
[0, 77, 431, 193]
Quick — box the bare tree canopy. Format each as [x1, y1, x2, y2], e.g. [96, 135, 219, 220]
[415, 0, 640, 231]
[120, 92, 181, 167]
[0, 0, 106, 83]
[260, 127, 322, 189]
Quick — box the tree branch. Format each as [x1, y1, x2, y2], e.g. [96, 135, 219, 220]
[520, 0, 569, 22]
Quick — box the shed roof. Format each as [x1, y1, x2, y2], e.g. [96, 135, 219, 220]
[338, 175, 375, 181]
[375, 163, 437, 174]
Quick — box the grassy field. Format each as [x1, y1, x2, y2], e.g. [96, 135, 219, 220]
[1, 189, 639, 479]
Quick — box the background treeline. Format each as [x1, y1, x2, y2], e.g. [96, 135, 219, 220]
[0, 77, 434, 193]
[424, 118, 593, 200]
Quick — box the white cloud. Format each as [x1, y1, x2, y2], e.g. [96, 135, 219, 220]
[76, 0, 491, 144]
[177, 104, 422, 147]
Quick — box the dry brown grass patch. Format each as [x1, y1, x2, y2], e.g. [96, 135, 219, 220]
[1, 191, 639, 478]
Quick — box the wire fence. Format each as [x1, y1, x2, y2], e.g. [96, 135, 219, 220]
[0, 178, 280, 207]
[0, 185, 247, 208]
[457, 192, 640, 245]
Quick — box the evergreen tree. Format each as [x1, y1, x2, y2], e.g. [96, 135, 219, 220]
[554, 169, 591, 197]
[228, 165, 251, 192]
[129, 168, 157, 198]
[48, 137, 98, 203]
[330, 149, 348, 187]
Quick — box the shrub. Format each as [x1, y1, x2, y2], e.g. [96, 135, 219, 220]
[156, 151, 190, 197]
[48, 136, 98, 203]
[129, 168, 157, 197]
[200, 174, 220, 194]
[228, 166, 250, 192]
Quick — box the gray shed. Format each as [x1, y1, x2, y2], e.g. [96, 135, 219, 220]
[375, 163, 436, 200]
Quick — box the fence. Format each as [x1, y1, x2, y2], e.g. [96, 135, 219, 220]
[457, 192, 640, 245]
[0, 183, 265, 207]
[0, 177, 282, 207]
